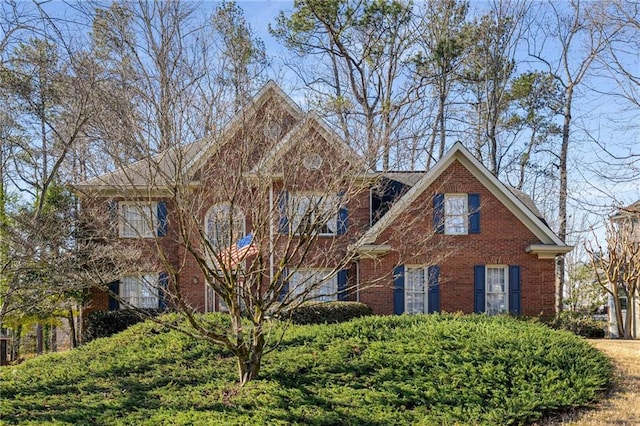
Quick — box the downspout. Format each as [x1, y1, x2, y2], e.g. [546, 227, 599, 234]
[269, 182, 274, 284]
[355, 259, 360, 302]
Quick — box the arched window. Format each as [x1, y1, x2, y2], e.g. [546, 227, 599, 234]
[205, 204, 245, 252]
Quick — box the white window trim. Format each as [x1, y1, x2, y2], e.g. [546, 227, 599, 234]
[485, 265, 509, 315]
[120, 273, 159, 309]
[290, 193, 339, 236]
[404, 265, 430, 314]
[289, 268, 338, 302]
[444, 193, 468, 235]
[119, 201, 158, 238]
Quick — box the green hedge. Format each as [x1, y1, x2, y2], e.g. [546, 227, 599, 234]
[2, 314, 612, 425]
[278, 301, 373, 324]
[547, 311, 606, 338]
[83, 309, 163, 342]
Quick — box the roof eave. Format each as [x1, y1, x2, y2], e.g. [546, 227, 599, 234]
[525, 244, 574, 259]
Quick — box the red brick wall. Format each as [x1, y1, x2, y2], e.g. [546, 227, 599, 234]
[358, 160, 556, 317]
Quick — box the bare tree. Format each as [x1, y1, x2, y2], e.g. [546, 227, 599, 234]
[77, 83, 378, 384]
[528, 0, 610, 315]
[271, 0, 432, 170]
[414, 0, 471, 169]
[586, 216, 640, 339]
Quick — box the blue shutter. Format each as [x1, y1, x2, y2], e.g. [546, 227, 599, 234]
[428, 265, 440, 313]
[468, 194, 480, 234]
[393, 265, 405, 315]
[337, 269, 348, 301]
[337, 192, 348, 235]
[474, 265, 486, 313]
[277, 268, 289, 302]
[509, 265, 521, 315]
[157, 201, 168, 237]
[433, 194, 444, 234]
[108, 281, 119, 311]
[278, 191, 289, 234]
[158, 272, 169, 310]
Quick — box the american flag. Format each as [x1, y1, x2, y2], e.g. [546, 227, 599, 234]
[220, 233, 259, 268]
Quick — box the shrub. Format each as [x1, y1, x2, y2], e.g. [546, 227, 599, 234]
[548, 311, 606, 338]
[83, 309, 163, 342]
[277, 301, 372, 325]
[1, 314, 612, 425]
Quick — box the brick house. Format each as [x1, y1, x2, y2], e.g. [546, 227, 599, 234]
[76, 81, 572, 319]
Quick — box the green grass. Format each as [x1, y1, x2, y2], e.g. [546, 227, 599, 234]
[0, 314, 612, 425]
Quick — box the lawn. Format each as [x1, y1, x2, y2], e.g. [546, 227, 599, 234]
[0, 314, 612, 425]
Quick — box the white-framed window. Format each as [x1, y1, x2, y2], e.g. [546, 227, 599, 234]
[290, 193, 339, 236]
[120, 202, 157, 238]
[205, 204, 245, 252]
[405, 266, 429, 314]
[289, 268, 337, 302]
[120, 274, 158, 309]
[444, 194, 468, 235]
[486, 266, 508, 314]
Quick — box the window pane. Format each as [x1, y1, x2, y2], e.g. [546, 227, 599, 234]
[291, 194, 338, 235]
[121, 204, 155, 237]
[121, 274, 157, 309]
[289, 269, 337, 302]
[486, 267, 508, 314]
[405, 267, 427, 314]
[444, 195, 467, 235]
[206, 204, 244, 252]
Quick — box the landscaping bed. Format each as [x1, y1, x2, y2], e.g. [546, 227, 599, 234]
[0, 314, 612, 425]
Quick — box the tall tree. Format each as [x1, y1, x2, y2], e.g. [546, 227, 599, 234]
[502, 71, 563, 191]
[460, 0, 527, 176]
[528, 0, 610, 315]
[212, 1, 269, 111]
[271, 0, 430, 170]
[414, 0, 470, 169]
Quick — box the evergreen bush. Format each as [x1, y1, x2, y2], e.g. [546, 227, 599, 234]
[278, 301, 373, 324]
[83, 309, 162, 342]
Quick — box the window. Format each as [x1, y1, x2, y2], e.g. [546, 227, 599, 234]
[289, 269, 338, 302]
[120, 274, 158, 309]
[291, 194, 339, 235]
[405, 266, 429, 314]
[485, 266, 508, 314]
[393, 265, 440, 315]
[434, 193, 480, 235]
[444, 194, 468, 235]
[120, 202, 157, 238]
[205, 204, 245, 252]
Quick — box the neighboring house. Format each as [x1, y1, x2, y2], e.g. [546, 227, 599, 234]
[608, 201, 640, 338]
[76, 81, 572, 319]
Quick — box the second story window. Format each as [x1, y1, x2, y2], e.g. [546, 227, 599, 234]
[205, 204, 245, 252]
[444, 194, 468, 235]
[291, 194, 339, 236]
[120, 202, 157, 238]
[433, 193, 480, 235]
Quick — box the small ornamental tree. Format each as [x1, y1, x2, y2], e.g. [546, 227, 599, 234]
[586, 216, 640, 339]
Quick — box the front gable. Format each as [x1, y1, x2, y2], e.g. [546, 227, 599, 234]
[353, 142, 571, 259]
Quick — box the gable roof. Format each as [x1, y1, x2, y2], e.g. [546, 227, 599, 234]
[354, 142, 570, 253]
[249, 110, 365, 176]
[75, 81, 305, 193]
